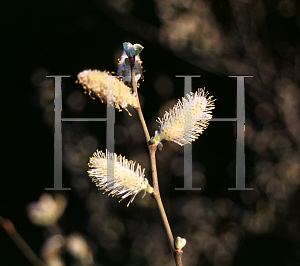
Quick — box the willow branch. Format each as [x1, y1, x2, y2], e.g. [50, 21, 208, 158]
[130, 59, 183, 266]
[0, 216, 46, 266]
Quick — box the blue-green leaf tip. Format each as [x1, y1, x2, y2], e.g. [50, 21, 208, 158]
[123, 42, 144, 57]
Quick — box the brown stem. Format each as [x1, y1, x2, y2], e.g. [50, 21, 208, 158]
[136, 104, 151, 143]
[149, 145, 174, 248]
[130, 61, 183, 266]
[0, 216, 46, 266]
[174, 249, 183, 266]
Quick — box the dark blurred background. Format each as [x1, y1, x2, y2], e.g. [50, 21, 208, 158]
[1, 0, 300, 265]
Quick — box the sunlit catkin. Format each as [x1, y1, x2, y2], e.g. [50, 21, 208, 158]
[77, 69, 138, 115]
[154, 88, 215, 146]
[88, 150, 153, 207]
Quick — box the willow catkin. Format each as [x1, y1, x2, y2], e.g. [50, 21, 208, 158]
[88, 150, 153, 207]
[155, 88, 215, 146]
[77, 69, 138, 115]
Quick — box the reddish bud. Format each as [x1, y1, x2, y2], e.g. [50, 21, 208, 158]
[129, 56, 135, 64]
[3, 219, 15, 233]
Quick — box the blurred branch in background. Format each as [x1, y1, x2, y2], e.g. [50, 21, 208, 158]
[0, 216, 46, 266]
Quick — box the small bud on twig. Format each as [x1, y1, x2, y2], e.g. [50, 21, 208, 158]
[175, 236, 186, 250]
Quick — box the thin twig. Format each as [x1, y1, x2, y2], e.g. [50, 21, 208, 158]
[0, 216, 46, 266]
[130, 59, 183, 266]
[149, 144, 175, 250]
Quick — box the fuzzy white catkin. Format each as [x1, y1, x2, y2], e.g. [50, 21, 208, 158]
[155, 88, 215, 146]
[117, 51, 143, 86]
[77, 69, 138, 115]
[88, 150, 153, 207]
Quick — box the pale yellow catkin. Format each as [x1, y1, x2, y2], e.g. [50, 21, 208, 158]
[77, 69, 138, 115]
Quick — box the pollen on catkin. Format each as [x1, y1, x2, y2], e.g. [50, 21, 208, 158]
[117, 51, 143, 87]
[88, 150, 153, 207]
[77, 69, 138, 115]
[154, 88, 215, 146]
